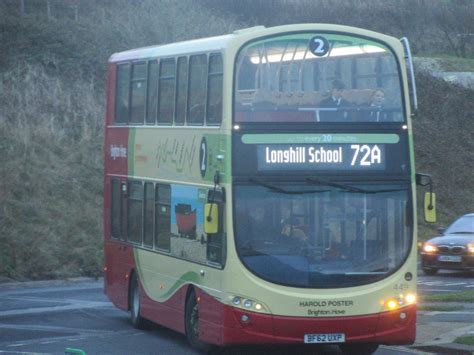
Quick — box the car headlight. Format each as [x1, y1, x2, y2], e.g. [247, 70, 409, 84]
[423, 243, 438, 253]
[468, 243, 474, 254]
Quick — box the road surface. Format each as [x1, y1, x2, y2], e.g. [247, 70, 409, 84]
[1, 275, 471, 355]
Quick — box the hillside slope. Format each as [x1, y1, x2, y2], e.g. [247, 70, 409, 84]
[0, 0, 472, 280]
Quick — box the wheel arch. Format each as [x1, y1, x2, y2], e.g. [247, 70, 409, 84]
[127, 268, 138, 311]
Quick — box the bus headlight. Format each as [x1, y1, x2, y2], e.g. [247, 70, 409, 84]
[384, 293, 416, 311]
[405, 293, 417, 304]
[244, 299, 253, 308]
[229, 295, 269, 313]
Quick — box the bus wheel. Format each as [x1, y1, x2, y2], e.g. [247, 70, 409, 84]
[130, 273, 146, 329]
[185, 291, 211, 352]
[339, 343, 379, 354]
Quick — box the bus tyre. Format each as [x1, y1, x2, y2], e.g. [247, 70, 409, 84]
[130, 273, 146, 329]
[339, 343, 379, 355]
[185, 291, 211, 353]
[423, 267, 438, 276]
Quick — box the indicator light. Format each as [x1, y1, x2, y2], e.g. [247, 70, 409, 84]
[387, 299, 398, 310]
[232, 297, 241, 306]
[244, 300, 253, 308]
[255, 303, 262, 311]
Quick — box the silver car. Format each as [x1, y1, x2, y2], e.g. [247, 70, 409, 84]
[421, 213, 474, 275]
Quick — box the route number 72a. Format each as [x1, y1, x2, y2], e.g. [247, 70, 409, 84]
[350, 144, 382, 166]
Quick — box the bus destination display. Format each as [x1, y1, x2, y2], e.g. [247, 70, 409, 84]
[257, 144, 385, 171]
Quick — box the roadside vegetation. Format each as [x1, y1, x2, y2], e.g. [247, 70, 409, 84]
[421, 290, 474, 303]
[455, 335, 474, 346]
[0, 0, 472, 280]
[418, 305, 465, 312]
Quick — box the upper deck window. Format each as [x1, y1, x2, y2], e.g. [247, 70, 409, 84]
[188, 54, 208, 125]
[115, 64, 131, 124]
[146, 60, 159, 124]
[235, 33, 404, 123]
[130, 62, 147, 124]
[113, 52, 222, 127]
[175, 57, 188, 126]
[207, 54, 223, 125]
[158, 58, 176, 125]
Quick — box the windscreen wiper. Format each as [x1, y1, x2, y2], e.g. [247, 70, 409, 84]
[306, 177, 365, 193]
[248, 178, 328, 195]
[306, 177, 405, 194]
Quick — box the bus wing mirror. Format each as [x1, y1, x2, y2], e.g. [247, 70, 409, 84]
[204, 203, 219, 234]
[416, 173, 436, 223]
[416, 173, 431, 187]
[424, 192, 437, 223]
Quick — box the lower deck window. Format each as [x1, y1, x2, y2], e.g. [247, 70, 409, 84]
[155, 184, 171, 251]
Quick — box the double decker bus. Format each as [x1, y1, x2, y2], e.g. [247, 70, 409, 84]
[104, 24, 431, 354]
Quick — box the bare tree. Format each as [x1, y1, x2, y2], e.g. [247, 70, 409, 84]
[431, 0, 474, 57]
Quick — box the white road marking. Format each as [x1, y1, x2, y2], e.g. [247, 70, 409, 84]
[0, 301, 113, 317]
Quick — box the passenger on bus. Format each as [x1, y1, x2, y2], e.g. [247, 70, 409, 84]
[319, 79, 354, 122]
[280, 205, 307, 242]
[360, 89, 392, 122]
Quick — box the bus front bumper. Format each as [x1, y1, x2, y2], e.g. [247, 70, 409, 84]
[217, 304, 416, 346]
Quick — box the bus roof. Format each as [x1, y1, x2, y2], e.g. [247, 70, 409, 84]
[109, 24, 400, 63]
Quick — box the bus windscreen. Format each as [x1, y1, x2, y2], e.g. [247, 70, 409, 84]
[233, 182, 412, 288]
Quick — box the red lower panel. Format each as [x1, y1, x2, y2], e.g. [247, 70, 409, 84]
[140, 284, 187, 334]
[219, 304, 416, 346]
[138, 284, 416, 347]
[200, 290, 416, 346]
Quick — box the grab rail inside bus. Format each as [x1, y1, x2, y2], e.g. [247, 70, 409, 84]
[400, 37, 418, 112]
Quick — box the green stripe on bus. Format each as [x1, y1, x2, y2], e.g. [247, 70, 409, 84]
[203, 133, 231, 183]
[161, 271, 201, 299]
[241, 133, 400, 144]
[134, 248, 201, 302]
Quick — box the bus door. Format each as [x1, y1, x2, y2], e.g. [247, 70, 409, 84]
[106, 178, 134, 309]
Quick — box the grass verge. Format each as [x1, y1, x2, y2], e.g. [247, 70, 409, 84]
[454, 335, 474, 346]
[422, 290, 474, 303]
[418, 305, 465, 312]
